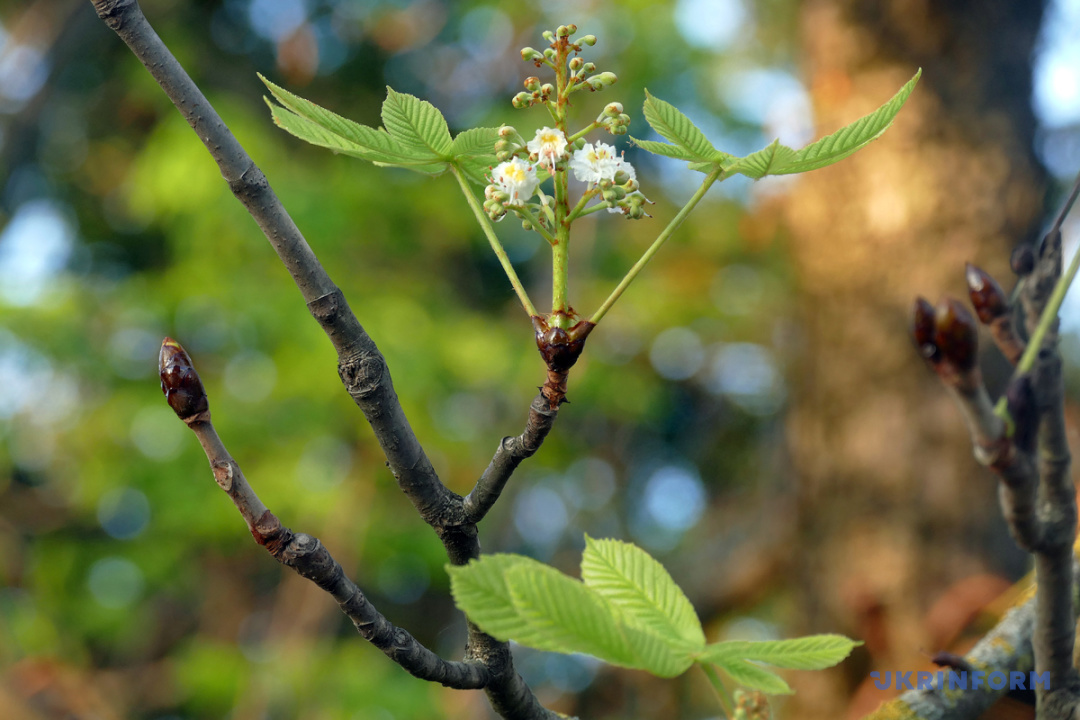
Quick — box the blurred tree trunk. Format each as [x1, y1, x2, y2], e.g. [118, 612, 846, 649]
[781, 1, 1048, 716]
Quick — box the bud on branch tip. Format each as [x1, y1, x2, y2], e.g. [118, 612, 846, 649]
[911, 297, 941, 364]
[159, 337, 209, 421]
[965, 263, 1009, 324]
[933, 298, 978, 372]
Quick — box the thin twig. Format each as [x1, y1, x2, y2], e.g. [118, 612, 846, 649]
[191, 417, 491, 689]
[1049, 168, 1080, 238]
[463, 393, 558, 523]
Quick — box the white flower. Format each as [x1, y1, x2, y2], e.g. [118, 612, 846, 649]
[490, 158, 540, 205]
[570, 142, 619, 183]
[570, 142, 637, 186]
[526, 127, 568, 170]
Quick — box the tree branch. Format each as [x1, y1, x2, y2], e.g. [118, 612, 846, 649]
[90, 0, 456, 528]
[463, 393, 558, 523]
[1016, 226, 1080, 708]
[863, 560, 1080, 720]
[158, 339, 488, 690]
[95, 2, 566, 716]
[911, 172, 1080, 717]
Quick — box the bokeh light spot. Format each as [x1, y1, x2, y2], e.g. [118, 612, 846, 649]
[88, 556, 144, 609]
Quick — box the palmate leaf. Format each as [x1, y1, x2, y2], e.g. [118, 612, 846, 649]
[502, 562, 640, 666]
[260, 75, 440, 168]
[699, 634, 861, 670]
[634, 70, 920, 179]
[262, 76, 497, 184]
[724, 69, 922, 179]
[448, 549, 697, 678]
[581, 536, 705, 650]
[446, 554, 532, 641]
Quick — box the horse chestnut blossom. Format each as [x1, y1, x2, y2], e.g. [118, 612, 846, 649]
[570, 141, 637, 185]
[488, 157, 540, 206]
[526, 126, 568, 170]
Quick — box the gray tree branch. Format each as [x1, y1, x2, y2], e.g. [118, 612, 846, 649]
[96, 1, 565, 717]
[464, 393, 558, 523]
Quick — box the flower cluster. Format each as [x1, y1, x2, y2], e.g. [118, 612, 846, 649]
[483, 127, 647, 222]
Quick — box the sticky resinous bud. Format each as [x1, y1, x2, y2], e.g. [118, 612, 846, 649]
[532, 312, 596, 408]
[965, 263, 1009, 324]
[911, 297, 941, 364]
[159, 337, 209, 422]
[934, 297, 978, 372]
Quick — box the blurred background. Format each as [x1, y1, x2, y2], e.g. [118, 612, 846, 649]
[1, 0, 1079, 718]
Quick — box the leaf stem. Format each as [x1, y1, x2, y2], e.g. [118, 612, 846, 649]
[451, 165, 538, 317]
[700, 663, 735, 717]
[590, 166, 723, 324]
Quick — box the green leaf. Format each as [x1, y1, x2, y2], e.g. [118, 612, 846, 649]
[722, 139, 798, 179]
[641, 90, 726, 162]
[782, 68, 921, 174]
[260, 75, 448, 173]
[381, 87, 454, 158]
[446, 554, 534, 641]
[448, 552, 696, 678]
[449, 127, 499, 186]
[712, 659, 793, 695]
[699, 634, 861, 670]
[628, 138, 697, 161]
[503, 563, 639, 665]
[581, 536, 704, 650]
[725, 69, 921, 179]
[450, 127, 501, 158]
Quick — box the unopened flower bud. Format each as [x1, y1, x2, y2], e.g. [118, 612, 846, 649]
[965, 263, 1009, 324]
[512, 92, 531, 109]
[1010, 244, 1035, 276]
[557, 25, 571, 38]
[524, 76, 541, 92]
[583, 62, 596, 74]
[911, 297, 940, 364]
[540, 83, 555, 97]
[934, 297, 978, 372]
[542, 30, 555, 43]
[580, 34, 597, 46]
[159, 338, 209, 421]
[498, 125, 517, 138]
[520, 47, 543, 63]
[569, 57, 584, 71]
[603, 102, 623, 118]
[595, 71, 617, 86]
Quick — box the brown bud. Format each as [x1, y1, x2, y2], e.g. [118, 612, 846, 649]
[911, 297, 941, 364]
[965, 263, 1009, 324]
[1010, 244, 1034, 276]
[159, 337, 209, 421]
[1005, 374, 1038, 454]
[934, 298, 978, 371]
[533, 313, 595, 374]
